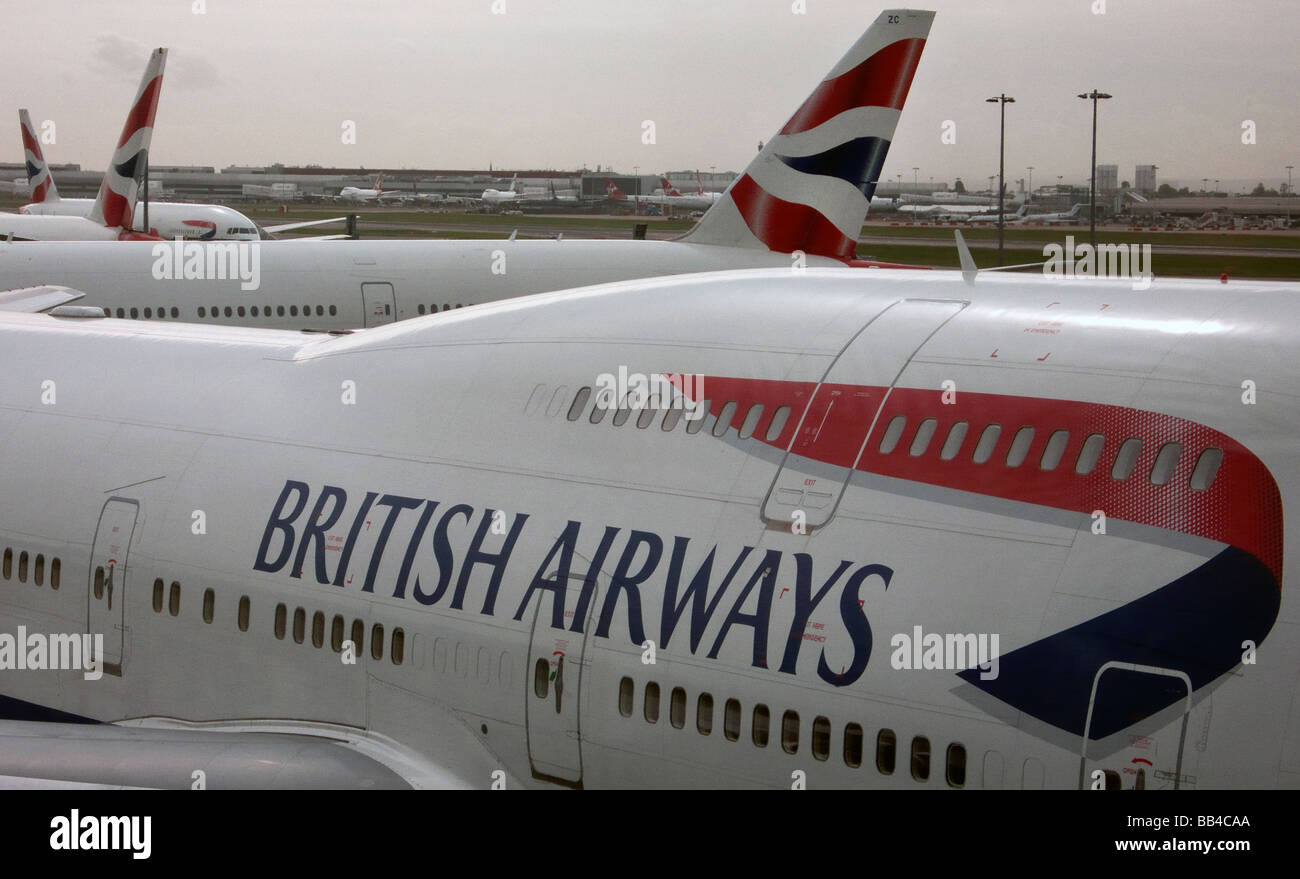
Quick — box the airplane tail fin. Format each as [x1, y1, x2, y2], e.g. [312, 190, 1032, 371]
[696, 170, 706, 195]
[604, 178, 626, 201]
[680, 9, 933, 260]
[661, 176, 683, 197]
[19, 109, 58, 202]
[89, 47, 167, 230]
[375, 172, 384, 191]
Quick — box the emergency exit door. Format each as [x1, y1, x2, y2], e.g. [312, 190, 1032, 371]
[87, 497, 139, 675]
[361, 282, 396, 327]
[525, 572, 599, 787]
[761, 299, 967, 529]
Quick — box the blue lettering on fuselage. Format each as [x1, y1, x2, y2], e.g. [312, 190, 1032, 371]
[252, 479, 890, 686]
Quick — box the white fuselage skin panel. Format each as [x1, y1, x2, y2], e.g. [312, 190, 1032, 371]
[0, 268, 1297, 789]
[18, 199, 260, 240]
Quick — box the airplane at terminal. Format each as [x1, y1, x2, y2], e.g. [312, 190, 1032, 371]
[0, 264, 1295, 789]
[1024, 204, 1085, 224]
[338, 173, 400, 203]
[17, 109, 261, 241]
[0, 49, 167, 242]
[0, 9, 936, 326]
[965, 203, 1030, 224]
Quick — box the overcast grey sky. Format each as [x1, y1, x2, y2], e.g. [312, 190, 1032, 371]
[4, 0, 1297, 189]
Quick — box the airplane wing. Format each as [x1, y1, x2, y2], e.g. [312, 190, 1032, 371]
[0, 716, 515, 789]
[0, 284, 86, 312]
[261, 216, 350, 236]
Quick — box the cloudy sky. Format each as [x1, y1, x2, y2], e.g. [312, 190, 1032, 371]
[4, 0, 1296, 190]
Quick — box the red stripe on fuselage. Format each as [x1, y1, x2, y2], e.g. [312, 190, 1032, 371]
[668, 375, 1283, 583]
[780, 38, 926, 136]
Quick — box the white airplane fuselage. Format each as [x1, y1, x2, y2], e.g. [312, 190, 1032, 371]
[0, 268, 1296, 789]
[19, 199, 260, 240]
[0, 238, 853, 327]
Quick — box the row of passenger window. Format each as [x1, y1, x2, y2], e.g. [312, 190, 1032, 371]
[616, 677, 967, 787]
[877, 415, 1224, 489]
[565, 386, 792, 442]
[415, 303, 466, 314]
[149, 578, 251, 632]
[272, 602, 406, 665]
[147, 581, 404, 666]
[1, 547, 61, 588]
[196, 304, 337, 320]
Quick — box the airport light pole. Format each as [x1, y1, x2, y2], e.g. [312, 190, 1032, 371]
[986, 94, 1014, 266]
[913, 166, 919, 195]
[1077, 90, 1111, 252]
[1027, 165, 1034, 201]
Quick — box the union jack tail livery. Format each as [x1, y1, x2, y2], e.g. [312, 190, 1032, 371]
[603, 178, 626, 201]
[660, 176, 683, 197]
[18, 109, 58, 203]
[88, 47, 167, 232]
[683, 9, 932, 261]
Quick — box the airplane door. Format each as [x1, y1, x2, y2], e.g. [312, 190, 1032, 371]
[525, 572, 599, 787]
[87, 497, 139, 675]
[1079, 661, 1191, 790]
[761, 299, 966, 529]
[360, 282, 396, 327]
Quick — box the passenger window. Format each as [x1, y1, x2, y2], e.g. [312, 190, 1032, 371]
[198, 307, 206, 318]
[1040, 429, 1070, 470]
[844, 723, 864, 768]
[34, 554, 44, 585]
[877, 729, 897, 774]
[351, 619, 364, 656]
[93, 566, 103, 597]
[1102, 769, 1121, 790]
[391, 628, 405, 664]
[312, 611, 325, 648]
[533, 658, 549, 698]
[238, 596, 250, 632]
[812, 716, 831, 762]
[202, 588, 214, 624]
[331, 615, 345, 652]
[1190, 447, 1224, 491]
[274, 603, 286, 639]
[1149, 442, 1181, 485]
[1075, 433, 1105, 474]
[168, 581, 180, 616]
[752, 704, 771, 747]
[644, 681, 660, 723]
[1005, 426, 1034, 467]
[292, 607, 306, 644]
[50, 557, 60, 589]
[371, 623, 384, 660]
[972, 424, 1001, 464]
[18, 551, 27, 582]
[567, 387, 592, 421]
[697, 693, 714, 735]
[911, 736, 931, 781]
[1111, 438, 1143, 480]
[723, 699, 741, 741]
[909, 418, 938, 456]
[946, 743, 967, 788]
[685, 399, 709, 434]
[1, 547, 9, 579]
[765, 405, 792, 442]
[661, 407, 683, 431]
[738, 404, 764, 439]
[636, 401, 658, 429]
[670, 687, 686, 729]
[940, 421, 968, 460]
[152, 578, 164, 613]
[618, 677, 634, 717]
[781, 711, 800, 754]
[712, 401, 738, 437]
[589, 387, 613, 424]
[878, 415, 907, 454]
[612, 396, 633, 427]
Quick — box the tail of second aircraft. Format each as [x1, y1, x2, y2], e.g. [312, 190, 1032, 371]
[19, 109, 58, 203]
[660, 176, 683, 197]
[681, 8, 933, 261]
[88, 47, 167, 233]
